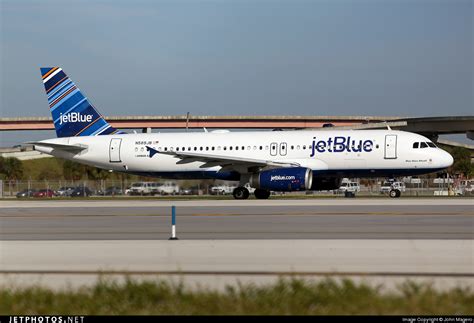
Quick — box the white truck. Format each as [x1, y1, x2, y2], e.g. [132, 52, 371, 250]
[156, 182, 180, 195]
[338, 182, 360, 193]
[128, 182, 161, 195]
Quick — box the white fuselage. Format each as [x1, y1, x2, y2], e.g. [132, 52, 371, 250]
[34, 129, 453, 182]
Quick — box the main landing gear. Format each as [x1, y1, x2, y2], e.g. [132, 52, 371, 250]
[233, 186, 250, 200]
[232, 187, 271, 200]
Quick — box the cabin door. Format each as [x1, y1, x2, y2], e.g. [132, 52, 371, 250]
[384, 135, 397, 159]
[109, 138, 122, 163]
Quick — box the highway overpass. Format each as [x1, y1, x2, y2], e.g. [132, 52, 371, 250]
[1, 115, 473, 140]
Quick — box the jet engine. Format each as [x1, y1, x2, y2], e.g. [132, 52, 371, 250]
[249, 167, 313, 191]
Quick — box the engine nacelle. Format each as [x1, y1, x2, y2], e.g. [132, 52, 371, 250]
[250, 167, 313, 191]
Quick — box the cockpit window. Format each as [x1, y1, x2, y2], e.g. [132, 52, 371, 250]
[413, 141, 437, 149]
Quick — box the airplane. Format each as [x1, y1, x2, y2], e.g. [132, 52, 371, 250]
[30, 67, 454, 199]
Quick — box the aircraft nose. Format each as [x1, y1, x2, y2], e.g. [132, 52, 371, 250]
[438, 150, 454, 168]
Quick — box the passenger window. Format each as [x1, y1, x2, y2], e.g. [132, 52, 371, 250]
[194, 147, 197, 151]
[242, 146, 245, 150]
[259, 146, 263, 150]
[420, 142, 428, 148]
[413, 142, 419, 149]
[230, 146, 233, 150]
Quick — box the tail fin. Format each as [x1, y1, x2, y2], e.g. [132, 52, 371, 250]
[40, 67, 124, 137]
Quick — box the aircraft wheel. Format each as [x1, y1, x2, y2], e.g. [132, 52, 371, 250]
[254, 188, 271, 199]
[389, 189, 400, 198]
[233, 187, 250, 200]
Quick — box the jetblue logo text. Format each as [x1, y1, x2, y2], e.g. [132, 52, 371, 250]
[59, 112, 93, 125]
[271, 175, 296, 181]
[310, 137, 373, 157]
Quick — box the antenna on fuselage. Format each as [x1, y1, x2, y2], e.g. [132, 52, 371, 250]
[384, 121, 392, 131]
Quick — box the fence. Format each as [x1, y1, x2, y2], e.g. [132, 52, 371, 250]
[0, 177, 471, 198]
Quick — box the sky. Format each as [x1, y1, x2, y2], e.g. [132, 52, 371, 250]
[0, 0, 472, 145]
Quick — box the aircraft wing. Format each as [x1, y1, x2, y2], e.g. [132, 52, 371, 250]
[26, 141, 87, 153]
[146, 146, 300, 170]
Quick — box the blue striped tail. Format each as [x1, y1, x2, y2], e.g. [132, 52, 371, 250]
[40, 67, 125, 137]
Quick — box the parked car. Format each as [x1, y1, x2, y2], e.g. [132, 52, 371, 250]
[33, 189, 56, 198]
[456, 180, 473, 196]
[380, 181, 406, 198]
[104, 186, 123, 196]
[156, 182, 180, 195]
[128, 182, 160, 195]
[16, 189, 37, 198]
[179, 188, 194, 195]
[56, 186, 75, 197]
[210, 185, 237, 195]
[70, 186, 93, 197]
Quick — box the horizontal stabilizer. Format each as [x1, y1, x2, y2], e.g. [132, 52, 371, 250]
[27, 141, 87, 153]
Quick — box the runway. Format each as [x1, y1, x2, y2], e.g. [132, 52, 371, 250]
[1, 239, 473, 290]
[0, 199, 473, 240]
[1, 199, 472, 290]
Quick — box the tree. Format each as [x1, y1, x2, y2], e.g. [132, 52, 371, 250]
[0, 157, 24, 180]
[63, 160, 85, 180]
[85, 166, 110, 180]
[38, 167, 62, 180]
[449, 147, 474, 177]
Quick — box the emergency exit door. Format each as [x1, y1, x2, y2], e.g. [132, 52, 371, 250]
[384, 135, 397, 159]
[109, 138, 122, 163]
